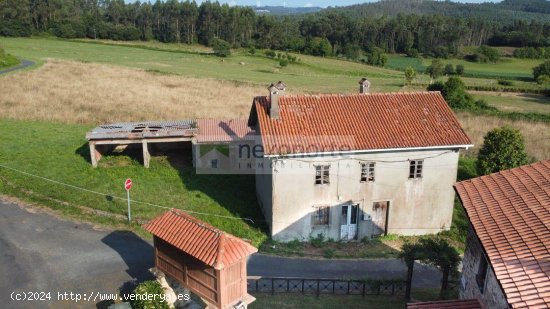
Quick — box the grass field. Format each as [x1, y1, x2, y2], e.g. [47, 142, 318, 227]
[0, 48, 20, 68]
[472, 92, 550, 115]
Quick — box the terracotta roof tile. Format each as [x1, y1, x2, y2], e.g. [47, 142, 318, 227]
[250, 92, 472, 155]
[196, 118, 253, 143]
[454, 160, 550, 309]
[143, 210, 257, 270]
[406, 299, 482, 309]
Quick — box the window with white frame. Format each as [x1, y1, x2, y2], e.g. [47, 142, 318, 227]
[360, 162, 375, 182]
[409, 160, 423, 179]
[315, 165, 330, 185]
[312, 206, 330, 225]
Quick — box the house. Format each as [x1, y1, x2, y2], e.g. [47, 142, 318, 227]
[454, 160, 550, 309]
[193, 118, 254, 173]
[144, 209, 257, 309]
[247, 80, 473, 242]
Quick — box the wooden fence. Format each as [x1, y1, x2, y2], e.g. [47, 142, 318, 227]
[247, 276, 406, 297]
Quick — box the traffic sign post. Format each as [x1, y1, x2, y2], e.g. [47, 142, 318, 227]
[125, 179, 132, 223]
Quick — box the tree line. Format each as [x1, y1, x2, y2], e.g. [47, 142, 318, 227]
[1, 0, 550, 59]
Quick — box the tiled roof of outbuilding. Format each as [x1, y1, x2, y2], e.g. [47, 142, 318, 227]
[249, 91, 472, 156]
[455, 160, 550, 309]
[143, 210, 257, 270]
[407, 299, 482, 309]
[196, 119, 253, 143]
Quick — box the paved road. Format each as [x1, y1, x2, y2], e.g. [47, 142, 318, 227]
[0, 199, 442, 308]
[248, 254, 441, 288]
[0, 60, 35, 75]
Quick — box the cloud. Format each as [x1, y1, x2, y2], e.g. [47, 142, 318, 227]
[256, 0, 261, 7]
[228, 0, 236, 6]
[304, 2, 313, 7]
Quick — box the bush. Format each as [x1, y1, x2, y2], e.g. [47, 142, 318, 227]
[406, 48, 419, 58]
[323, 248, 336, 259]
[265, 50, 276, 58]
[310, 233, 325, 248]
[248, 47, 256, 55]
[537, 75, 550, 85]
[426, 59, 444, 79]
[0, 48, 20, 68]
[279, 59, 289, 67]
[444, 64, 455, 75]
[473, 45, 501, 63]
[365, 48, 387, 67]
[133, 281, 169, 309]
[211, 38, 231, 57]
[455, 64, 465, 76]
[477, 126, 529, 175]
[404, 66, 416, 85]
[497, 79, 514, 86]
[533, 61, 550, 81]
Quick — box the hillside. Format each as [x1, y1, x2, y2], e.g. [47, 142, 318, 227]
[326, 0, 550, 23]
[254, 6, 322, 15]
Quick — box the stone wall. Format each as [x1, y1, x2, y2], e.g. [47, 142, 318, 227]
[460, 226, 509, 309]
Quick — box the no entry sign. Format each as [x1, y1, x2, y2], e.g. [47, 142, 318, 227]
[125, 178, 132, 191]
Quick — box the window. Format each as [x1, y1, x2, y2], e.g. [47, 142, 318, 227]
[211, 159, 218, 169]
[315, 165, 330, 185]
[409, 160, 423, 179]
[313, 207, 329, 225]
[476, 255, 489, 294]
[360, 162, 375, 182]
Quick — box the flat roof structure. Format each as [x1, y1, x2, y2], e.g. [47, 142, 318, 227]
[86, 120, 198, 168]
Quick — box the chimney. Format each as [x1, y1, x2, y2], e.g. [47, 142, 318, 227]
[268, 81, 286, 119]
[359, 78, 371, 94]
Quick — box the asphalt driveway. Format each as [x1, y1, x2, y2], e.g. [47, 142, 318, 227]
[0, 198, 442, 308]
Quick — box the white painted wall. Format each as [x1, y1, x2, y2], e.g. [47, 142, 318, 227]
[257, 148, 461, 242]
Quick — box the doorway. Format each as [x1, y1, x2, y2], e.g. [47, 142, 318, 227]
[340, 204, 358, 241]
[372, 201, 390, 237]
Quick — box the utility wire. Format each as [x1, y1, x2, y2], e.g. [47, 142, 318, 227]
[0, 163, 256, 224]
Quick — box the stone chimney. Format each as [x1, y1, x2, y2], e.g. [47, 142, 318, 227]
[268, 81, 286, 119]
[359, 78, 371, 94]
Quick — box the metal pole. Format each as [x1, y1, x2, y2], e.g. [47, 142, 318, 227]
[127, 189, 131, 223]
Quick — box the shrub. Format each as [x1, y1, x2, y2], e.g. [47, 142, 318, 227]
[211, 38, 231, 57]
[404, 66, 416, 85]
[444, 64, 455, 75]
[497, 79, 514, 86]
[426, 59, 444, 79]
[427, 81, 445, 92]
[310, 233, 325, 248]
[133, 281, 169, 309]
[365, 48, 388, 67]
[455, 64, 465, 75]
[474, 45, 501, 63]
[323, 248, 336, 259]
[248, 47, 256, 55]
[265, 50, 276, 58]
[477, 126, 529, 175]
[279, 59, 289, 67]
[537, 75, 550, 85]
[406, 48, 419, 58]
[533, 61, 550, 81]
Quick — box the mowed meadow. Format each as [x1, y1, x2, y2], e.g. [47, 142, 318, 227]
[0, 37, 548, 244]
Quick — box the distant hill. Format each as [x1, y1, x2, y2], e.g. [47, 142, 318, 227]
[253, 6, 322, 15]
[325, 0, 550, 23]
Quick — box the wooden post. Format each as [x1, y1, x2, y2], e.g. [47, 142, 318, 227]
[89, 142, 101, 168]
[405, 260, 414, 301]
[142, 140, 150, 168]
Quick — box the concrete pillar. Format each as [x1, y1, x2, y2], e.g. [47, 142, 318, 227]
[89, 142, 101, 168]
[143, 140, 150, 168]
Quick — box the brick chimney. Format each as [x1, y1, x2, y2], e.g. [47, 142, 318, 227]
[268, 81, 286, 119]
[359, 78, 371, 93]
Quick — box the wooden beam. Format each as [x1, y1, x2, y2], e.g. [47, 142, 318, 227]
[143, 140, 150, 168]
[89, 142, 101, 168]
[90, 137, 192, 145]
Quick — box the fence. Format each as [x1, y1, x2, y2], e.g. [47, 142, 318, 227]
[247, 276, 406, 297]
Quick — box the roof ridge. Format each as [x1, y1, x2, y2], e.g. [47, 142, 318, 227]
[460, 160, 550, 185]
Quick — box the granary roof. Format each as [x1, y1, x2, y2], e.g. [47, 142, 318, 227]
[406, 299, 482, 309]
[454, 160, 550, 308]
[196, 119, 254, 143]
[248, 91, 472, 156]
[143, 210, 257, 270]
[86, 120, 197, 140]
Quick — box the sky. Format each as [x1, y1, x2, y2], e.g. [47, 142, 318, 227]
[186, 0, 502, 8]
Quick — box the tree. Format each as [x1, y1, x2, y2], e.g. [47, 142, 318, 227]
[426, 59, 444, 80]
[455, 64, 465, 75]
[404, 66, 417, 86]
[444, 64, 455, 75]
[474, 45, 501, 63]
[537, 75, 550, 85]
[477, 126, 529, 175]
[211, 38, 231, 57]
[442, 77, 476, 109]
[533, 61, 550, 81]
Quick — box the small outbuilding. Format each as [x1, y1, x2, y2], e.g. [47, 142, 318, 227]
[143, 210, 257, 309]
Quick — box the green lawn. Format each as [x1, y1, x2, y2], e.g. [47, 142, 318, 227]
[0, 119, 268, 246]
[0, 37, 403, 93]
[473, 92, 550, 114]
[0, 49, 20, 68]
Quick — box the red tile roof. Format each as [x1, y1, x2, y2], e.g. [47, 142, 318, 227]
[143, 210, 257, 270]
[454, 160, 550, 309]
[249, 92, 472, 156]
[196, 119, 253, 143]
[407, 299, 482, 309]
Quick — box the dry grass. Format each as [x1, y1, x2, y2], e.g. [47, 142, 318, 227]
[457, 112, 550, 161]
[1, 59, 548, 160]
[0, 59, 263, 124]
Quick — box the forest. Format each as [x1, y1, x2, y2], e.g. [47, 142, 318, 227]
[1, 0, 550, 59]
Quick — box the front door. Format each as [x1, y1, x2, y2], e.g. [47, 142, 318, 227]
[372, 201, 389, 237]
[340, 204, 358, 241]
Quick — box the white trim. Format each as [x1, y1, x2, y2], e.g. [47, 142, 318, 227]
[264, 144, 473, 158]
